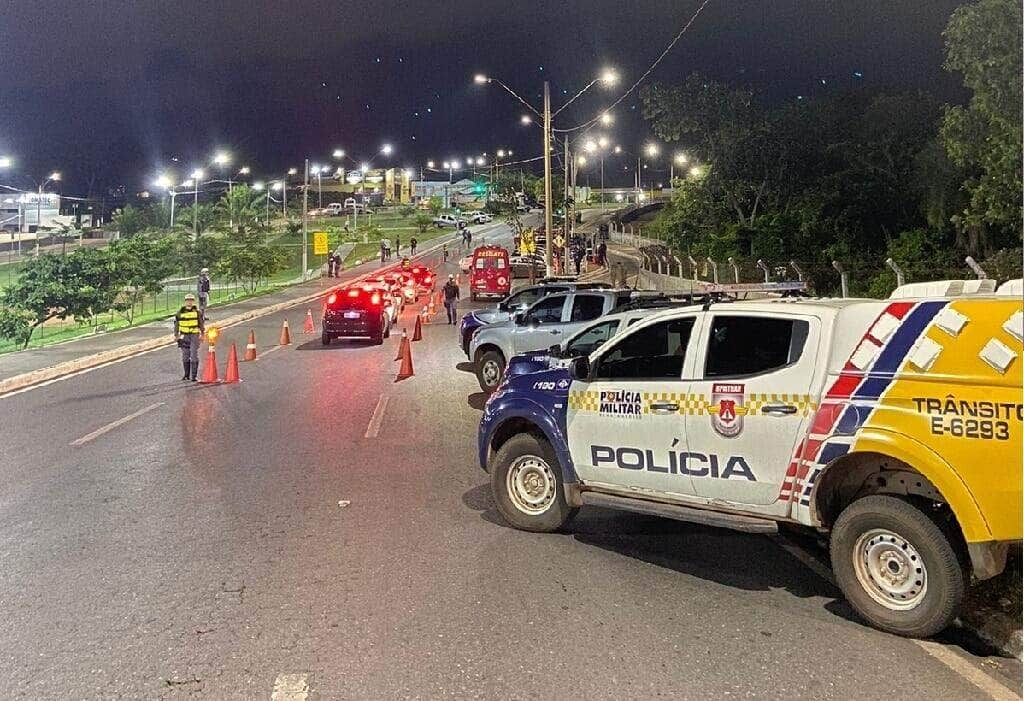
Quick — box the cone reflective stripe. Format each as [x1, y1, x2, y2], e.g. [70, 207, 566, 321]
[280, 319, 291, 345]
[395, 333, 414, 381]
[303, 309, 315, 334]
[200, 345, 219, 383]
[224, 343, 240, 383]
[244, 330, 257, 361]
[395, 328, 409, 361]
[428, 299, 436, 316]
[412, 314, 423, 341]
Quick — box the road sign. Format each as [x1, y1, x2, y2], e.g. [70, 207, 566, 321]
[553, 234, 565, 249]
[519, 230, 535, 255]
[313, 231, 329, 256]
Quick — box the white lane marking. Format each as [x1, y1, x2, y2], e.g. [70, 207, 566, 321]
[69, 402, 166, 446]
[773, 537, 835, 585]
[364, 394, 389, 438]
[915, 640, 1020, 701]
[271, 673, 309, 700]
[259, 344, 285, 358]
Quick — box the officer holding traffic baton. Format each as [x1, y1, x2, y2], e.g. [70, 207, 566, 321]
[174, 293, 205, 381]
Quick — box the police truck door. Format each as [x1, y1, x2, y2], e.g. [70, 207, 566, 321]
[567, 315, 702, 498]
[684, 313, 820, 512]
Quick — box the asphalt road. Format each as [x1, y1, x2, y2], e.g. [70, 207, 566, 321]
[0, 218, 1019, 699]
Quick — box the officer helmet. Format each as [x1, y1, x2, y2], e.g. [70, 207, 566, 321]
[184, 293, 196, 301]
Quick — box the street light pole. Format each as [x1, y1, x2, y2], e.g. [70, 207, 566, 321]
[543, 80, 553, 276]
[193, 178, 200, 239]
[302, 159, 309, 280]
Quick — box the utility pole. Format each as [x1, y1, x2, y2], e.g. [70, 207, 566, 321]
[302, 159, 309, 280]
[563, 138, 571, 263]
[542, 81, 553, 277]
[193, 178, 199, 239]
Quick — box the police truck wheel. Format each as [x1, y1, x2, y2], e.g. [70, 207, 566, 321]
[830, 495, 965, 638]
[476, 350, 505, 393]
[490, 433, 577, 532]
[321, 332, 331, 346]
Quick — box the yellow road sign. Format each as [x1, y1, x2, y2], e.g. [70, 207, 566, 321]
[313, 231, 329, 256]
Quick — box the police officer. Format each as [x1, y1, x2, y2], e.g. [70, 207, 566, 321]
[442, 274, 460, 325]
[174, 293, 205, 381]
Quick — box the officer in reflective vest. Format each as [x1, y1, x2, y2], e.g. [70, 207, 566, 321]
[174, 293, 205, 381]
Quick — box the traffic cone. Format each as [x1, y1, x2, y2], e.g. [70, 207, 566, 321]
[244, 330, 257, 361]
[395, 334, 414, 381]
[200, 345, 219, 384]
[223, 343, 240, 384]
[303, 309, 315, 334]
[428, 298, 437, 317]
[412, 314, 423, 341]
[395, 328, 409, 361]
[279, 319, 291, 345]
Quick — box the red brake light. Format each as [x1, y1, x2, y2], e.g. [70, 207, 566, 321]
[327, 293, 337, 305]
[347, 289, 360, 297]
[371, 293, 381, 305]
[424, 276, 432, 284]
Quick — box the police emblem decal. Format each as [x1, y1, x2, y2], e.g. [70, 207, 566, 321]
[710, 383, 745, 437]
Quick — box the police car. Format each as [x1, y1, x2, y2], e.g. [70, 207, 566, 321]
[478, 280, 1023, 638]
[458, 281, 612, 355]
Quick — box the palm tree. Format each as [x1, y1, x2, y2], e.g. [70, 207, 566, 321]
[215, 185, 262, 234]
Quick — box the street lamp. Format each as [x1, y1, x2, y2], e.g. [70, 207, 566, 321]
[333, 149, 345, 159]
[190, 168, 204, 238]
[381, 143, 393, 156]
[427, 160, 435, 169]
[520, 115, 532, 125]
[671, 152, 688, 183]
[153, 174, 178, 228]
[0, 156, 11, 169]
[600, 113, 614, 126]
[477, 67, 617, 275]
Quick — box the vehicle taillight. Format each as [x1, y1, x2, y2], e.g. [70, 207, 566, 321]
[347, 289, 360, 297]
[327, 293, 337, 305]
[497, 276, 507, 285]
[424, 276, 432, 284]
[412, 267, 420, 274]
[371, 292, 381, 305]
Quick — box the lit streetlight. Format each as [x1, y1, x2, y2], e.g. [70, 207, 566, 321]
[426, 160, 435, 169]
[600, 113, 614, 125]
[0, 156, 11, 169]
[520, 115, 532, 125]
[333, 149, 345, 159]
[381, 143, 393, 156]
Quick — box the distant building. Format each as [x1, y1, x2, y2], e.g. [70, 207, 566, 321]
[0, 192, 61, 232]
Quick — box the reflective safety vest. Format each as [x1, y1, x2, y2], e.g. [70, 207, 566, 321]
[176, 307, 201, 334]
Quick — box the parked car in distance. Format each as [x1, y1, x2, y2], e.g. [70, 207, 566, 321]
[434, 214, 467, 228]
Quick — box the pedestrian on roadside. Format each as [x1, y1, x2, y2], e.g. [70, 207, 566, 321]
[384, 238, 392, 261]
[394, 234, 401, 256]
[174, 293, 205, 381]
[196, 267, 211, 320]
[464, 228, 472, 249]
[596, 241, 608, 267]
[572, 246, 584, 276]
[410, 236, 417, 255]
[442, 243, 449, 262]
[442, 274, 460, 325]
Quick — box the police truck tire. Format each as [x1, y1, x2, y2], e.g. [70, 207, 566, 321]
[830, 495, 965, 638]
[321, 332, 331, 346]
[490, 433, 577, 532]
[476, 350, 505, 393]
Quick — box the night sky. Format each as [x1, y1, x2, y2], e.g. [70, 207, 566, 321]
[0, 1, 966, 193]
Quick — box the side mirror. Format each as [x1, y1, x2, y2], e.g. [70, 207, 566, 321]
[547, 344, 562, 358]
[569, 355, 591, 381]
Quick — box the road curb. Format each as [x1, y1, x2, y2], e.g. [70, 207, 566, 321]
[0, 220, 502, 398]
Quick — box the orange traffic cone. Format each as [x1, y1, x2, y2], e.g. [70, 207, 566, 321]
[244, 330, 257, 361]
[223, 343, 240, 383]
[394, 328, 409, 361]
[279, 319, 291, 345]
[200, 345, 219, 384]
[428, 298, 437, 317]
[303, 309, 315, 334]
[412, 314, 423, 341]
[396, 334, 414, 381]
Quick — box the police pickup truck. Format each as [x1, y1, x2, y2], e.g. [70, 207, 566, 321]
[478, 281, 1024, 638]
[470, 288, 633, 392]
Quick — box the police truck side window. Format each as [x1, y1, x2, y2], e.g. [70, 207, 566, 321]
[703, 316, 809, 378]
[594, 317, 696, 380]
[524, 296, 565, 324]
[566, 320, 620, 357]
[570, 294, 605, 322]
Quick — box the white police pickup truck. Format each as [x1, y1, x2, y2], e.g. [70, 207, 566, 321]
[478, 287, 1024, 638]
[469, 289, 632, 392]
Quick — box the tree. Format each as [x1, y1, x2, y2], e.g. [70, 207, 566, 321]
[0, 307, 35, 348]
[107, 236, 178, 324]
[941, 0, 1022, 250]
[176, 202, 218, 236]
[215, 185, 262, 234]
[112, 204, 150, 237]
[414, 214, 432, 233]
[216, 229, 287, 294]
[428, 195, 444, 216]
